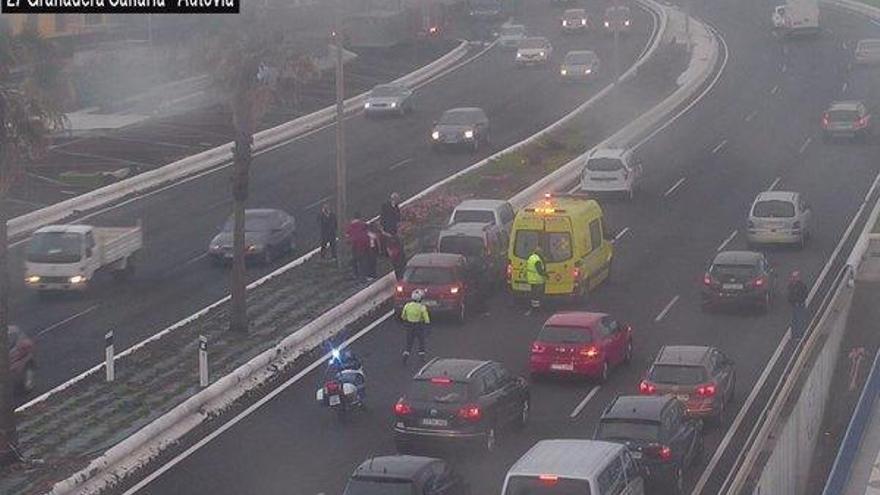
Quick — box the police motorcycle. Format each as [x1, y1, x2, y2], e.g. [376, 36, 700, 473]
[316, 348, 366, 421]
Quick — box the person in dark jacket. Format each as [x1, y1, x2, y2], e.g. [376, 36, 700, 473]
[318, 203, 337, 259]
[380, 192, 402, 235]
[787, 270, 809, 340]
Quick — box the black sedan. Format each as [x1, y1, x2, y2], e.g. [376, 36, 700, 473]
[430, 108, 490, 153]
[208, 208, 296, 265]
[702, 250, 775, 311]
[344, 455, 469, 495]
[393, 358, 530, 453]
[595, 395, 703, 495]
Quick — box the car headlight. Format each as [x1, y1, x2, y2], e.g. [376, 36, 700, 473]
[26, 275, 40, 284]
[69, 275, 86, 284]
[581, 19, 587, 25]
[364, 102, 372, 109]
[561, 68, 568, 75]
[390, 102, 397, 108]
[624, 20, 631, 26]
[562, 20, 568, 26]
[464, 130, 475, 139]
[247, 244, 262, 253]
[432, 131, 440, 140]
[604, 20, 610, 27]
[516, 52, 523, 58]
[585, 68, 592, 74]
[539, 51, 545, 57]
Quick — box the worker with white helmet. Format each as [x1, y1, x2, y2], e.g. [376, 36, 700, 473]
[400, 289, 431, 364]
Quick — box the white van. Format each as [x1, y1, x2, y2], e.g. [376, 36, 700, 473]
[501, 439, 645, 495]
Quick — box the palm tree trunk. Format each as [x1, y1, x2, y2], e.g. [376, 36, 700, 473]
[229, 95, 253, 333]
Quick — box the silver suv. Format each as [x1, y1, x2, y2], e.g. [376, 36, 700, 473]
[747, 191, 811, 248]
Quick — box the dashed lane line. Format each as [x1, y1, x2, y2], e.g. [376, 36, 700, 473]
[654, 295, 681, 323]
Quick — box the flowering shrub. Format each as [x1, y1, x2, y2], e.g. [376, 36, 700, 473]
[398, 192, 469, 240]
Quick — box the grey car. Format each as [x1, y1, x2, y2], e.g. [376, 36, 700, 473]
[747, 191, 811, 248]
[854, 39, 880, 65]
[496, 24, 527, 48]
[604, 5, 633, 34]
[364, 83, 414, 117]
[562, 8, 590, 32]
[431, 107, 490, 152]
[822, 100, 872, 141]
[208, 209, 296, 265]
[560, 50, 601, 81]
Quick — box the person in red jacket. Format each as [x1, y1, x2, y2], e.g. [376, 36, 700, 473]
[345, 212, 370, 280]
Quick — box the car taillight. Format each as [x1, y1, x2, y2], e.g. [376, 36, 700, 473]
[506, 263, 513, 281]
[639, 380, 656, 394]
[703, 274, 713, 286]
[450, 286, 460, 295]
[751, 276, 766, 288]
[531, 342, 547, 353]
[572, 267, 581, 279]
[822, 113, 830, 128]
[458, 404, 482, 421]
[646, 443, 673, 460]
[396, 285, 404, 293]
[580, 345, 600, 358]
[325, 381, 341, 393]
[539, 474, 559, 486]
[696, 383, 717, 397]
[431, 376, 453, 385]
[394, 400, 413, 416]
[856, 116, 870, 128]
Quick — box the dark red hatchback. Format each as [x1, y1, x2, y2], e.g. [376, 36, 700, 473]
[529, 312, 633, 382]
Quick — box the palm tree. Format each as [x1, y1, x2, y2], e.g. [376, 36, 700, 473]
[0, 28, 67, 464]
[198, 14, 295, 333]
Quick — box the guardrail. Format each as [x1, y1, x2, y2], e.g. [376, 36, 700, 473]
[7, 39, 472, 241]
[43, 3, 705, 493]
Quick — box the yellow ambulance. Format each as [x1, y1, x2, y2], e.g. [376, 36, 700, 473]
[507, 194, 613, 300]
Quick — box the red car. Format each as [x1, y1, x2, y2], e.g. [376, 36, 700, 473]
[529, 312, 633, 382]
[8, 325, 36, 394]
[394, 253, 480, 323]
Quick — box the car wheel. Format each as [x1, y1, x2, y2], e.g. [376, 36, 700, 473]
[597, 361, 609, 383]
[516, 399, 530, 430]
[728, 376, 737, 404]
[20, 362, 36, 394]
[712, 403, 726, 427]
[472, 139, 480, 153]
[760, 292, 771, 313]
[288, 236, 297, 254]
[672, 465, 684, 495]
[627, 188, 634, 201]
[484, 426, 497, 453]
[456, 301, 467, 324]
[692, 435, 705, 466]
[624, 339, 633, 364]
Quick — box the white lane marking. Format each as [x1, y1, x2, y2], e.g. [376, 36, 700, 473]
[570, 387, 601, 418]
[798, 136, 812, 155]
[633, 25, 729, 150]
[767, 176, 782, 191]
[654, 295, 680, 322]
[771, 85, 780, 95]
[614, 227, 631, 242]
[711, 139, 728, 155]
[37, 305, 100, 338]
[179, 252, 209, 269]
[664, 177, 686, 197]
[843, 81, 848, 93]
[9, 42, 497, 249]
[781, 63, 787, 73]
[122, 310, 395, 494]
[744, 110, 758, 122]
[389, 158, 414, 171]
[304, 195, 334, 212]
[843, 41, 848, 50]
[717, 230, 738, 252]
[692, 170, 880, 495]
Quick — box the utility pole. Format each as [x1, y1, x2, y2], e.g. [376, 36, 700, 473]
[613, 0, 621, 86]
[334, 0, 348, 244]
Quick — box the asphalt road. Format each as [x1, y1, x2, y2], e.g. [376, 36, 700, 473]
[116, 1, 880, 495]
[7, 1, 655, 393]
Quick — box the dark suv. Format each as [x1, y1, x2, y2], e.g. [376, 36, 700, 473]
[437, 222, 507, 287]
[343, 455, 470, 495]
[702, 250, 775, 312]
[595, 395, 703, 495]
[393, 358, 530, 453]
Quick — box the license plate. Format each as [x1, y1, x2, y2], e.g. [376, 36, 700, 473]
[513, 282, 531, 291]
[551, 363, 575, 371]
[224, 253, 234, 259]
[329, 395, 341, 406]
[722, 283, 743, 290]
[676, 394, 689, 402]
[631, 452, 642, 459]
[421, 418, 448, 427]
[424, 300, 438, 307]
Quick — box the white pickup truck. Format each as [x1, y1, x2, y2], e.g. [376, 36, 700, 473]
[24, 223, 143, 292]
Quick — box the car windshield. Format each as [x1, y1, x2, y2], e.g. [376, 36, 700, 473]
[596, 419, 661, 442]
[409, 379, 469, 403]
[586, 157, 623, 171]
[538, 325, 593, 344]
[403, 266, 456, 285]
[27, 232, 82, 263]
[472, 0, 500, 7]
[520, 38, 548, 49]
[222, 213, 275, 233]
[438, 236, 484, 258]
[343, 478, 413, 495]
[564, 10, 586, 19]
[370, 85, 404, 97]
[452, 209, 496, 224]
[828, 109, 860, 122]
[859, 40, 880, 51]
[504, 476, 591, 495]
[711, 263, 758, 278]
[649, 364, 708, 385]
[439, 111, 477, 125]
[753, 200, 795, 218]
[514, 230, 572, 262]
[501, 26, 526, 36]
[565, 52, 595, 65]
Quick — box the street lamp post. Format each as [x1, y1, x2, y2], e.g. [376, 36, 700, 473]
[334, 0, 348, 251]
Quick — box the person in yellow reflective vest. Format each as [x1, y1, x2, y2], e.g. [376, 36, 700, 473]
[401, 289, 431, 364]
[526, 246, 547, 315]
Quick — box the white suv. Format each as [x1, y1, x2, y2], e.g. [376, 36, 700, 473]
[580, 148, 642, 200]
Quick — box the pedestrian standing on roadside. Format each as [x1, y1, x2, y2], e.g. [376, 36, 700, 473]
[317, 203, 337, 259]
[380, 192, 402, 235]
[345, 212, 369, 280]
[787, 270, 809, 341]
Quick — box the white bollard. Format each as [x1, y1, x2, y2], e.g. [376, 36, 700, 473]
[199, 335, 209, 388]
[105, 331, 115, 382]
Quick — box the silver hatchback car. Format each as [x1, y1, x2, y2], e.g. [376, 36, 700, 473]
[746, 191, 811, 248]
